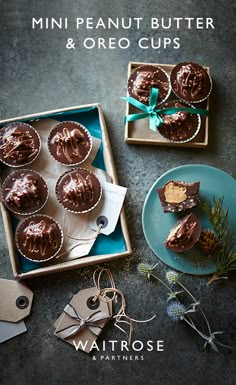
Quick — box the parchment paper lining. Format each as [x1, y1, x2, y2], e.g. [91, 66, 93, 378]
[2, 118, 109, 263]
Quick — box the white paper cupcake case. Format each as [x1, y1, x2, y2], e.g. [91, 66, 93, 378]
[47, 121, 93, 167]
[158, 100, 201, 144]
[1, 169, 49, 216]
[15, 214, 64, 263]
[0, 122, 41, 167]
[55, 167, 102, 214]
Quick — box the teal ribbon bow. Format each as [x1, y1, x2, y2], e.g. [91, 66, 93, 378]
[121, 88, 208, 132]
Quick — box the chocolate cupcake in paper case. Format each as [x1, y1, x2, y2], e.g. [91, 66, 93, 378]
[164, 213, 201, 252]
[56, 168, 102, 214]
[15, 214, 63, 262]
[158, 100, 201, 143]
[1, 169, 48, 215]
[157, 180, 200, 213]
[171, 62, 212, 103]
[128, 65, 171, 106]
[48, 121, 92, 166]
[0, 122, 41, 167]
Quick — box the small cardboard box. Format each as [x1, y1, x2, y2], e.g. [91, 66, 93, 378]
[0, 103, 132, 279]
[125, 62, 210, 148]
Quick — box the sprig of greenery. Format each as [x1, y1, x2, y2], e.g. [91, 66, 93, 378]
[138, 263, 236, 352]
[200, 196, 236, 284]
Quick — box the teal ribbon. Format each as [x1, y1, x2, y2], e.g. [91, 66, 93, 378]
[121, 88, 208, 132]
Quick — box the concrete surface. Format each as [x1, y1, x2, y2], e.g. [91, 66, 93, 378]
[0, 0, 236, 384]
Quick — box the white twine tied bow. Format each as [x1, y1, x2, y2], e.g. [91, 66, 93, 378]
[56, 303, 111, 340]
[92, 268, 156, 345]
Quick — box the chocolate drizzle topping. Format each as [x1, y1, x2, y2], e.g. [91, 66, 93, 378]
[5, 174, 40, 208]
[63, 172, 94, 207]
[23, 220, 59, 256]
[165, 213, 201, 252]
[0, 127, 38, 162]
[164, 213, 201, 253]
[165, 220, 196, 248]
[54, 126, 90, 163]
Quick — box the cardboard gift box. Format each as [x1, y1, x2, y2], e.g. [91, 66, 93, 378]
[0, 103, 132, 279]
[124, 62, 210, 148]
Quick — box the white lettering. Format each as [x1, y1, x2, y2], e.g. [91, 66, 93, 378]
[90, 341, 99, 351]
[157, 340, 164, 351]
[118, 38, 130, 49]
[151, 18, 159, 29]
[132, 340, 143, 352]
[76, 18, 84, 29]
[96, 17, 106, 29]
[162, 18, 172, 29]
[147, 340, 154, 352]
[134, 17, 143, 29]
[73, 340, 88, 351]
[173, 38, 180, 49]
[107, 18, 119, 29]
[164, 37, 172, 48]
[206, 18, 215, 29]
[98, 38, 106, 49]
[83, 38, 95, 49]
[185, 17, 194, 29]
[174, 17, 183, 29]
[109, 340, 118, 351]
[138, 37, 149, 49]
[196, 18, 204, 29]
[121, 340, 129, 351]
[32, 18, 43, 29]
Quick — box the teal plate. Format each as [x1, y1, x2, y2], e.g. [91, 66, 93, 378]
[142, 164, 236, 275]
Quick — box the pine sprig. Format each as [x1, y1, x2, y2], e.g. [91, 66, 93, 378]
[200, 196, 236, 284]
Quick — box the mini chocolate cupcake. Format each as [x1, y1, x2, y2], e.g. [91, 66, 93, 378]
[48, 121, 92, 166]
[128, 65, 171, 106]
[1, 169, 48, 215]
[56, 168, 102, 214]
[0, 122, 40, 167]
[157, 180, 200, 213]
[171, 62, 212, 103]
[158, 100, 201, 143]
[164, 213, 201, 252]
[15, 214, 63, 262]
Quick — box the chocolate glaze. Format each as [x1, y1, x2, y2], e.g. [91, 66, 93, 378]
[157, 180, 200, 213]
[0, 123, 40, 167]
[165, 213, 201, 252]
[56, 168, 102, 213]
[158, 100, 200, 142]
[2, 169, 48, 215]
[16, 215, 63, 262]
[128, 65, 170, 106]
[171, 62, 212, 102]
[48, 121, 92, 165]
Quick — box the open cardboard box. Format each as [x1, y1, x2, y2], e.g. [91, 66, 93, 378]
[0, 104, 132, 279]
[125, 62, 210, 148]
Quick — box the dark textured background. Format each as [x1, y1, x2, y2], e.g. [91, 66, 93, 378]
[0, 1, 236, 384]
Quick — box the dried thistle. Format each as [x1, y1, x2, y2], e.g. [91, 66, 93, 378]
[167, 302, 186, 321]
[138, 264, 236, 352]
[166, 271, 179, 284]
[137, 262, 159, 280]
